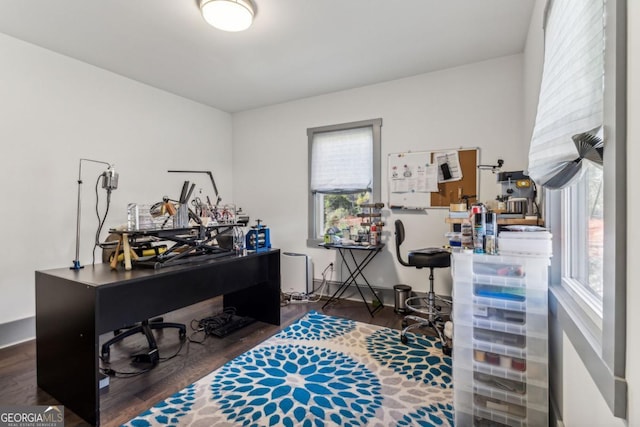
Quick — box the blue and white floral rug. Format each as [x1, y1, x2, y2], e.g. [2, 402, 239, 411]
[124, 311, 453, 427]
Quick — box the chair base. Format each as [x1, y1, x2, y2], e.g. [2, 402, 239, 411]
[405, 295, 452, 319]
[400, 291, 452, 356]
[101, 318, 186, 365]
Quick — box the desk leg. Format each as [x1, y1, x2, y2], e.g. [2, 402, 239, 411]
[36, 273, 100, 425]
[223, 252, 281, 326]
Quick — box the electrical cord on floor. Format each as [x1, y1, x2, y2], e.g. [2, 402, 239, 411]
[100, 365, 154, 378]
[159, 338, 187, 362]
[99, 328, 188, 378]
[306, 263, 334, 302]
[281, 262, 334, 304]
[280, 291, 291, 306]
[188, 307, 237, 344]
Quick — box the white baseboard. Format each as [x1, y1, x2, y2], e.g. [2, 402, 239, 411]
[0, 316, 35, 349]
[311, 279, 394, 306]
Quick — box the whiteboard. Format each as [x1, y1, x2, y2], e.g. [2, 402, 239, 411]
[387, 151, 435, 209]
[387, 148, 478, 209]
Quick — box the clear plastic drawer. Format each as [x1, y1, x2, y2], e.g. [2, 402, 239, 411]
[453, 345, 548, 387]
[456, 326, 548, 360]
[453, 302, 548, 337]
[453, 252, 549, 289]
[454, 388, 548, 427]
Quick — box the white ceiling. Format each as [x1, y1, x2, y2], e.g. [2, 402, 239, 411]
[0, 0, 535, 113]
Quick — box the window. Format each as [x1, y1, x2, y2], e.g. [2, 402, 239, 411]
[307, 119, 382, 245]
[561, 160, 604, 329]
[532, 0, 627, 418]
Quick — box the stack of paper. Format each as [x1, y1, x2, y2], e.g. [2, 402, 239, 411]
[498, 227, 552, 256]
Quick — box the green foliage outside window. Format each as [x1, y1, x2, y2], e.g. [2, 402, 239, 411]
[322, 192, 370, 235]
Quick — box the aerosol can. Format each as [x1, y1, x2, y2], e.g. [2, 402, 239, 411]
[370, 223, 380, 245]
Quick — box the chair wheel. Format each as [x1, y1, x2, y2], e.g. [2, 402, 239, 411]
[179, 330, 186, 340]
[442, 345, 452, 357]
[101, 348, 110, 362]
[400, 334, 408, 344]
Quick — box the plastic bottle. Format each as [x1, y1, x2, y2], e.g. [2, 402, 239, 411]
[484, 211, 497, 255]
[127, 203, 139, 231]
[461, 218, 473, 249]
[473, 213, 485, 253]
[232, 227, 245, 255]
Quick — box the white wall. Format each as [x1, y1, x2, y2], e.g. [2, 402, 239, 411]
[0, 33, 232, 329]
[522, 0, 545, 143]
[232, 55, 526, 296]
[627, 2, 640, 423]
[523, 1, 639, 425]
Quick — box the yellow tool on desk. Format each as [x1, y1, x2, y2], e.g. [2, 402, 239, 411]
[122, 233, 132, 270]
[109, 238, 121, 270]
[108, 234, 142, 270]
[112, 246, 168, 262]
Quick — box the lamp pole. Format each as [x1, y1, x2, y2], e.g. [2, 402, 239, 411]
[71, 158, 115, 270]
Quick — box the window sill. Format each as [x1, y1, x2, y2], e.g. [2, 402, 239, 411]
[549, 283, 627, 418]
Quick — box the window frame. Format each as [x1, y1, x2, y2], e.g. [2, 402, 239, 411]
[547, 0, 627, 418]
[306, 118, 382, 247]
[561, 166, 604, 324]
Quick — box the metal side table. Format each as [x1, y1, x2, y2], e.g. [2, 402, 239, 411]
[319, 243, 384, 316]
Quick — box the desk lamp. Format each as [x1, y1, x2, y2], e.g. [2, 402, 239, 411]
[167, 170, 221, 207]
[71, 158, 119, 270]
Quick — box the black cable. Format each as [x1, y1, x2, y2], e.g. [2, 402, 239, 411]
[531, 180, 542, 219]
[92, 175, 113, 265]
[100, 365, 154, 378]
[188, 307, 237, 344]
[99, 332, 188, 378]
[159, 337, 187, 362]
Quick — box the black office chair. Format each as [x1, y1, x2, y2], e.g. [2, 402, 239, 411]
[394, 219, 452, 353]
[100, 318, 186, 366]
[101, 235, 187, 366]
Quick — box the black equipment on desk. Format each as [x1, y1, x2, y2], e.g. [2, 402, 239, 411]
[108, 223, 241, 269]
[246, 220, 271, 253]
[497, 170, 537, 218]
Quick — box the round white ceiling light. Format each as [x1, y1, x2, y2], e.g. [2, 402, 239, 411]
[200, 0, 255, 32]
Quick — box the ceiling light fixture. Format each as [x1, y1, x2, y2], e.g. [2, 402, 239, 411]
[200, 0, 255, 32]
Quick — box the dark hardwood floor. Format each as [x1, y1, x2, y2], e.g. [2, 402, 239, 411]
[0, 296, 412, 427]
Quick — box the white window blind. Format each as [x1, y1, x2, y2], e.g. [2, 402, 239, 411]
[310, 126, 373, 193]
[527, 0, 604, 189]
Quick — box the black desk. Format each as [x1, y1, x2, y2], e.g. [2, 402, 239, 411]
[35, 249, 280, 426]
[320, 243, 384, 316]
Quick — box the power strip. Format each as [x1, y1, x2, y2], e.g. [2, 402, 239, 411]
[289, 294, 310, 303]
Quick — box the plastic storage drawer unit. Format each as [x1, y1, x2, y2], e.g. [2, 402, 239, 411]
[453, 251, 550, 426]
